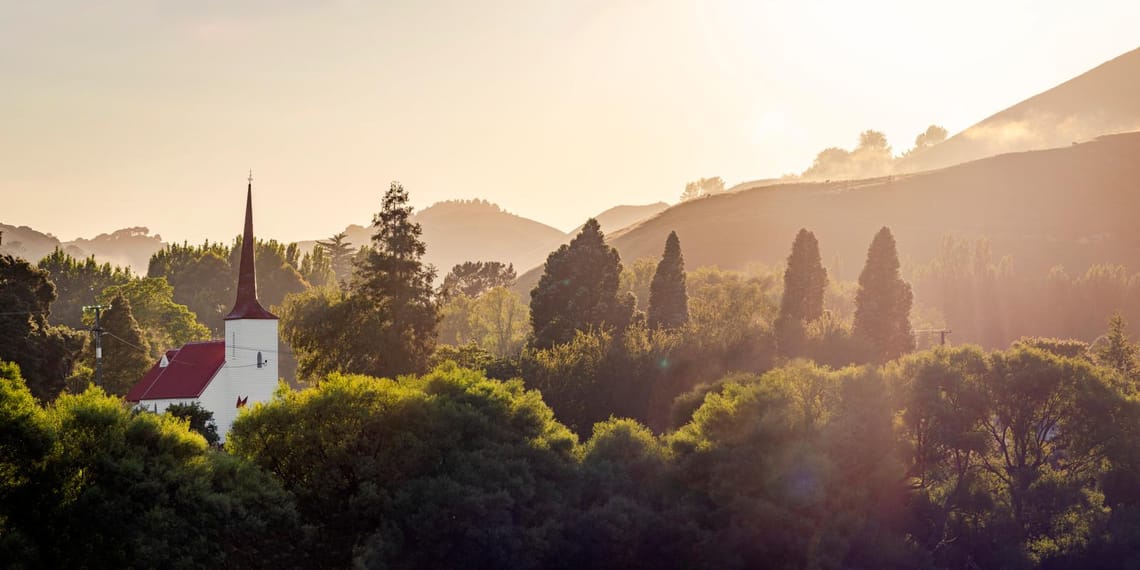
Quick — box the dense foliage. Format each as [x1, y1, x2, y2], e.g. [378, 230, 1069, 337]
[530, 218, 635, 349]
[280, 182, 441, 381]
[0, 254, 85, 401]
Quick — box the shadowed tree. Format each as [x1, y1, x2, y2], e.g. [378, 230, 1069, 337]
[0, 254, 85, 401]
[853, 227, 914, 362]
[97, 293, 152, 397]
[776, 229, 828, 355]
[530, 219, 634, 349]
[647, 231, 688, 330]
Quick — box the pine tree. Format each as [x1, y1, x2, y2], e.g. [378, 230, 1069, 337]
[350, 181, 440, 376]
[852, 227, 914, 362]
[647, 231, 688, 329]
[317, 232, 354, 287]
[99, 293, 153, 397]
[1095, 313, 1137, 379]
[776, 229, 828, 355]
[530, 219, 634, 348]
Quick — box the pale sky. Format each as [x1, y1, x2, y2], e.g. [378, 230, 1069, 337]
[3, 1, 1138, 243]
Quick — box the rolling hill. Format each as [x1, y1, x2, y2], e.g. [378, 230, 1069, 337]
[300, 199, 569, 278]
[568, 202, 670, 236]
[607, 132, 1140, 281]
[898, 46, 1140, 173]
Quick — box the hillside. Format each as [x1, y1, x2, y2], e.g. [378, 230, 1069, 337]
[0, 223, 64, 262]
[568, 202, 670, 236]
[61, 227, 164, 275]
[604, 132, 1140, 280]
[0, 224, 162, 275]
[898, 46, 1140, 172]
[301, 199, 569, 278]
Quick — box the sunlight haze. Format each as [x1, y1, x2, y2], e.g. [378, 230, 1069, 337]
[3, 0, 1137, 242]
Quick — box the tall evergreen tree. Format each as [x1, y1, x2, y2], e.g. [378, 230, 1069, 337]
[852, 227, 914, 362]
[776, 229, 828, 354]
[349, 181, 440, 376]
[647, 231, 688, 329]
[1095, 313, 1137, 379]
[530, 219, 634, 349]
[98, 293, 152, 397]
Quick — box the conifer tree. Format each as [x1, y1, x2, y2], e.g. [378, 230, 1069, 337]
[647, 231, 688, 329]
[776, 229, 828, 354]
[530, 219, 634, 348]
[98, 293, 152, 396]
[853, 227, 914, 361]
[1095, 313, 1137, 379]
[351, 181, 440, 376]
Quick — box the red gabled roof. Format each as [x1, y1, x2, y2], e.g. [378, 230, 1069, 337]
[125, 341, 225, 402]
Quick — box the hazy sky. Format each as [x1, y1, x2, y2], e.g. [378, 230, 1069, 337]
[3, 1, 1138, 243]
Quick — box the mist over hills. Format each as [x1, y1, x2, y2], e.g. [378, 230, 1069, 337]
[898, 46, 1140, 173]
[606, 132, 1140, 281]
[0, 225, 163, 275]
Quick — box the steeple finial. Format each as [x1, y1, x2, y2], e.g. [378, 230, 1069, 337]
[225, 174, 277, 320]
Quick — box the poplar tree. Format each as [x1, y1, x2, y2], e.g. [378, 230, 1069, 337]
[530, 219, 634, 348]
[776, 229, 828, 354]
[647, 231, 688, 329]
[99, 293, 152, 396]
[853, 227, 914, 361]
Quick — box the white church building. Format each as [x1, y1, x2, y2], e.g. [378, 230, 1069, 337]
[126, 177, 279, 442]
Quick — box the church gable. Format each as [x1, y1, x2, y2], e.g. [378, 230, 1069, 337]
[125, 341, 225, 402]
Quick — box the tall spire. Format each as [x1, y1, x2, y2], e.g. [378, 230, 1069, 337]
[225, 175, 277, 320]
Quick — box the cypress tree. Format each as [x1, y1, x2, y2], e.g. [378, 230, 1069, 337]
[776, 229, 829, 355]
[530, 219, 634, 349]
[853, 227, 915, 361]
[100, 293, 153, 396]
[647, 231, 688, 329]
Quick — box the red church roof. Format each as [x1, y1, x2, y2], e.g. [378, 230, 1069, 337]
[125, 341, 225, 402]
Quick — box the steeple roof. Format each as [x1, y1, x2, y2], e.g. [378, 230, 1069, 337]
[225, 176, 277, 320]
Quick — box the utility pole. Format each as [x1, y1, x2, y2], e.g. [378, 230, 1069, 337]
[82, 287, 111, 388]
[914, 328, 952, 347]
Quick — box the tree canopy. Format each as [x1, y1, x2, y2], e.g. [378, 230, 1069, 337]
[530, 219, 635, 349]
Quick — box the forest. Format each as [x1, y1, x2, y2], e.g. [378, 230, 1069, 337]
[3, 181, 1140, 569]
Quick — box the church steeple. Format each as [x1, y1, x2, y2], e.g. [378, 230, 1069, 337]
[225, 173, 277, 320]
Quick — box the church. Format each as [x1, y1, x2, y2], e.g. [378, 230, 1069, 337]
[125, 176, 279, 442]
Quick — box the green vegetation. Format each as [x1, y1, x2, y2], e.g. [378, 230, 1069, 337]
[647, 231, 688, 330]
[280, 182, 440, 381]
[530, 218, 635, 349]
[6, 184, 1140, 567]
